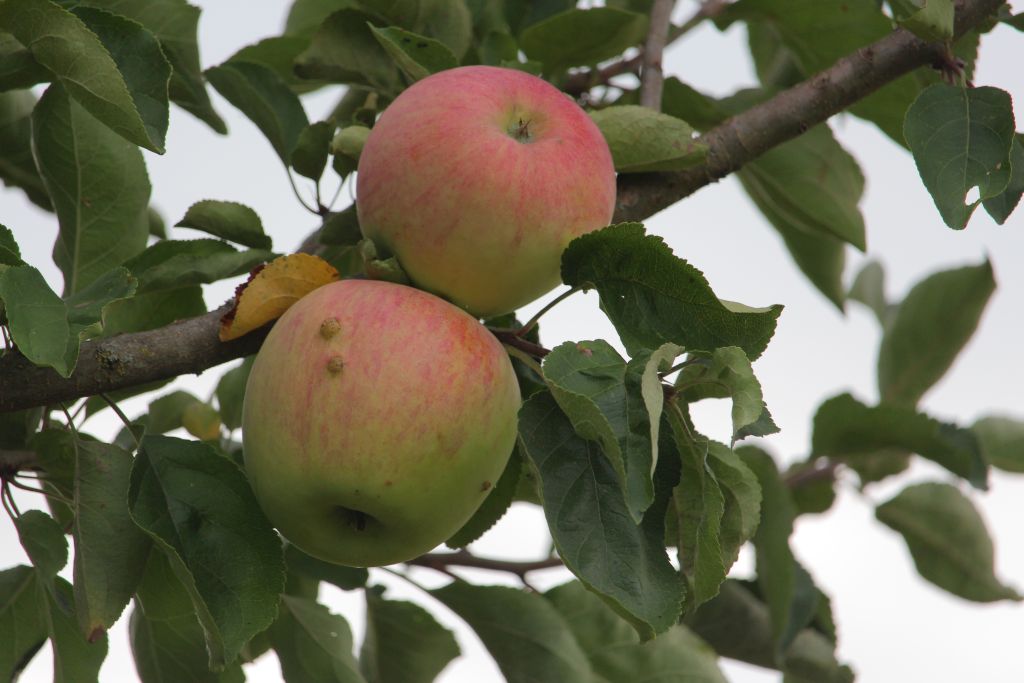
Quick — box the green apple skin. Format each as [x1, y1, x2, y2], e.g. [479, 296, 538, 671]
[356, 65, 616, 318]
[241, 279, 521, 567]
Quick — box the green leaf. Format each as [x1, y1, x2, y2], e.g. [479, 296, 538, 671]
[982, 134, 1024, 224]
[685, 580, 853, 683]
[0, 0, 169, 151]
[707, 442, 762, 572]
[431, 581, 592, 682]
[848, 259, 887, 324]
[293, 9, 400, 93]
[0, 89, 51, 210]
[972, 415, 1024, 473]
[589, 105, 706, 173]
[64, 265, 137, 337]
[270, 595, 365, 683]
[128, 435, 285, 668]
[667, 421, 725, 612]
[15, 509, 68, 579]
[0, 566, 47, 681]
[99, 285, 205, 336]
[561, 223, 782, 360]
[370, 25, 457, 82]
[77, 0, 226, 133]
[878, 260, 995, 406]
[876, 482, 1021, 602]
[519, 7, 647, 71]
[130, 549, 245, 683]
[69, 5, 171, 152]
[290, 120, 333, 181]
[545, 580, 728, 683]
[0, 225, 23, 266]
[228, 35, 317, 91]
[284, 0, 351, 38]
[518, 392, 683, 640]
[0, 31, 49, 91]
[360, 589, 459, 683]
[679, 347, 774, 442]
[361, 0, 473, 58]
[215, 358, 254, 432]
[736, 446, 807, 656]
[32, 84, 150, 294]
[446, 445, 522, 548]
[175, 200, 272, 249]
[890, 0, 954, 41]
[542, 340, 676, 521]
[72, 440, 152, 639]
[284, 544, 368, 591]
[123, 239, 272, 294]
[206, 60, 310, 165]
[812, 393, 988, 489]
[0, 262, 134, 375]
[319, 206, 362, 246]
[904, 84, 1015, 229]
[739, 123, 866, 251]
[45, 577, 109, 682]
[0, 264, 75, 376]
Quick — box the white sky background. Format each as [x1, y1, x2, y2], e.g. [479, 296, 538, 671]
[3, 1, 1023, 681]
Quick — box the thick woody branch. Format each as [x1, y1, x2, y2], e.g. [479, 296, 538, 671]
[0, 0, 1005, 418]
[0, 305, 269, 413]
[613, 0, 1004, 222]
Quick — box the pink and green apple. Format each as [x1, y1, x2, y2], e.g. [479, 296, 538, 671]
[356, 65, 616, 318]
[242, 279, 520, 567]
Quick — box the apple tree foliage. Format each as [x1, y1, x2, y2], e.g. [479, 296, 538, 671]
[1, 0, 1023, 681]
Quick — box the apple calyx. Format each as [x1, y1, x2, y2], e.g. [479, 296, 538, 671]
[508, 117, 534, 143]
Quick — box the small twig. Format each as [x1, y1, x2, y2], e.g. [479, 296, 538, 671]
[407, 548, 565, 582]
[518, 286, 581, 338]
[1, 480, 20, 518]
[783, 460, 841, 489]
[6, 476, 74, 507]
[490, 329, 551, 359]
[505, 345, 545, 378]
[658, 357, 702, 379]
[99, 393, 140, 452]
[286, 171, 319, 215]
[640, 0, 675, 109]
[563, 0, 727, 97]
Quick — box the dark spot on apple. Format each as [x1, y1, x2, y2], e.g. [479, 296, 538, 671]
[385, 480, 393, 486]
[481, 481, 492, 491]
[335, 505, 373, 532]
[327, 356, 345, 374]
[320, 317, 341, 339]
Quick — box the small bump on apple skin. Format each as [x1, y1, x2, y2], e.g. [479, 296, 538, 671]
[319, 317, 341, 339]
[326, 356, 345, 374]
[480, 481, 492, 492]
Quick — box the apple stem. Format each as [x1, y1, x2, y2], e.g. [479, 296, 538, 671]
[517, 286, 583, 338]
[504, 345, 544, 378]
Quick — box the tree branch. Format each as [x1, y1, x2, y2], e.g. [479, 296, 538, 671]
[0, 305, 270, 413]
[640, 0, 675, 109]
[406, 548, 564, 578]
[613, 0, 1004, 222]
[0, 0, 1004, 416]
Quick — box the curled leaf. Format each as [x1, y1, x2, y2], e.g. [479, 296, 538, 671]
[219, 254, 339, 341]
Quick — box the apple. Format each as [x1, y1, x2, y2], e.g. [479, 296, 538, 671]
[241, 279, 520, 567]
[356, 65, 616, 318]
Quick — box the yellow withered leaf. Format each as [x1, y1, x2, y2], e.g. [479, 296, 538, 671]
[220, 253, 339, 341]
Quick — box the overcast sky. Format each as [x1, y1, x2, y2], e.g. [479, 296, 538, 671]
[3, 2, 1023, 682]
